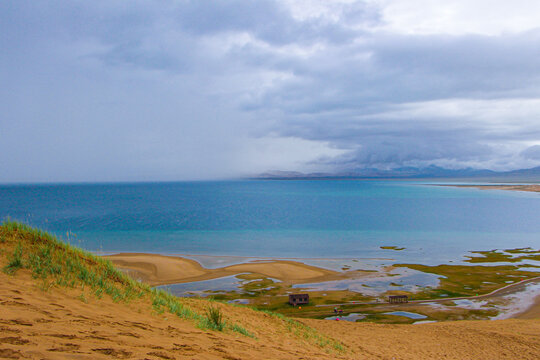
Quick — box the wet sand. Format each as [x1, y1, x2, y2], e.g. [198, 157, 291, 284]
[515, 294, 540, 319]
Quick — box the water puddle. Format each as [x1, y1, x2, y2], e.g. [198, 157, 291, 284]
[228, 299, 250, 305]
[156, 274, 244, 296]
[453, 299, 488, 309]
[325, 313, 365, 322]
[384, 311, 427, 319]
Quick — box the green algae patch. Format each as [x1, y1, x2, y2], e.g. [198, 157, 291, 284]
[380, 246, 405, 251]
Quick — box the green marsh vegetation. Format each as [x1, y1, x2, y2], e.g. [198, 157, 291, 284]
[219, 247, 540, 323]
[464, 249, 540, 263]
[394, 263, 539, 299]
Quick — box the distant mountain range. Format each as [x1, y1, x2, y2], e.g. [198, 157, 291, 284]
[256, 165, 540, 181]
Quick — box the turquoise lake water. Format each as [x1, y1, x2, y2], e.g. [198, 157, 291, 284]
[1, 180, 539, 265]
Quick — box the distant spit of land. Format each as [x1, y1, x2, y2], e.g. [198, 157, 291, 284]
[441, 184, 540, 193]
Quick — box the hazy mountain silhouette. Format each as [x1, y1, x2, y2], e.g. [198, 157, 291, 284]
[257, 165, 540, 181]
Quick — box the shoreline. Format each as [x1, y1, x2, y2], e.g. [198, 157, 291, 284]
[106, 252, 540, 320]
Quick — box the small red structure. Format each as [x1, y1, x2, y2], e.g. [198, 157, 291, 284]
[289, 293, 309, 306]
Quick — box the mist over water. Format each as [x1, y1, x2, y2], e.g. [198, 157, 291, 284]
[1, 180, 539, 264]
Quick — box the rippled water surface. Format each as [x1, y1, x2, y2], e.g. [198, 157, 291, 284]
[2, 180, 540, 263]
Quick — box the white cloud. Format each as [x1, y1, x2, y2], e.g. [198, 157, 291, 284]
[373, 0, 540, 35]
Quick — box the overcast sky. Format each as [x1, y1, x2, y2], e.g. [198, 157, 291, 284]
[1, 0, 540, 182]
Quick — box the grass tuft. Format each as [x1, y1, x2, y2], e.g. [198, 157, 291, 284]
[229, 323, 256, 338]
[3, 242, 24, 274]
[204, 305, 225, 331]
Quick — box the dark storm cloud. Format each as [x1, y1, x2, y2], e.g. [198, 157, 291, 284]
[174, 0, 378, 45]
[1, 1, 539, 182]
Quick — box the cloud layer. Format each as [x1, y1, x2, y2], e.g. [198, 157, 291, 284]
[1, 0, 540, 181]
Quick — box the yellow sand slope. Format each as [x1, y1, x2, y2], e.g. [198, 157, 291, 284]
[2, 269, 540, 359]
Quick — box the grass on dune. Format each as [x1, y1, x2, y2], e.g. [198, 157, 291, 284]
[0, 220, 253, 337]
[253, 308, 345, 352]
[0, 220, 345, 353]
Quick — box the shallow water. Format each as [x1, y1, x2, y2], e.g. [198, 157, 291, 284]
[293, 268, 441, 296]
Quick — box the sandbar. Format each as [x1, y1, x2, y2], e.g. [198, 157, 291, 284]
[105, 253, 371, 286]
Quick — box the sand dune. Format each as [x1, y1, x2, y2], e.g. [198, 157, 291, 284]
[2, 269, 540, 359]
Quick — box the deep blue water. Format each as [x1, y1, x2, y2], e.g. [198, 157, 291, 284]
[1, 180, 539, 263]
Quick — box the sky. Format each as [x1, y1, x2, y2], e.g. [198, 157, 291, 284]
[1, 0, 540, 182]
